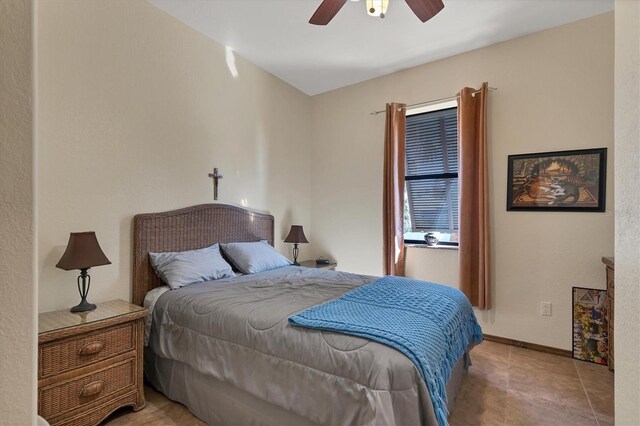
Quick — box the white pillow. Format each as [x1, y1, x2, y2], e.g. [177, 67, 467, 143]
[149, 243, 234, 290]
[220, 241, 292, 274]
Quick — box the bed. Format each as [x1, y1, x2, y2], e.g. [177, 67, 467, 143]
[133, 204, 476, 425]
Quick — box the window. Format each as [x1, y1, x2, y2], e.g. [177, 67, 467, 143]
[404, 104, 459, 246]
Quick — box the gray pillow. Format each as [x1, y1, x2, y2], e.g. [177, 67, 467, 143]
[220, 241, 292, 274]
[149, 243, 234, 290]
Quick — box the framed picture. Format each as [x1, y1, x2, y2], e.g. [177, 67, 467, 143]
[572, 287, 608, 365]
[507, 148, 606, 211]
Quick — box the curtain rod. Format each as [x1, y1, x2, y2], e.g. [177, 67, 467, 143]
[369, 87, 497, 115]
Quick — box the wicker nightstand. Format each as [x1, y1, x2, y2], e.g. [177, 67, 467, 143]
[38, 300, 147, 426]
[299, 259, 337, 271]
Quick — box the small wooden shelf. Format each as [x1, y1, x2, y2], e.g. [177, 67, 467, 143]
[602, 257, 614, 372]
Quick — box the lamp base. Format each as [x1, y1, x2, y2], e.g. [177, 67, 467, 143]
[71, 268, 97, 313]
[292, 243, 300, 266]
[70, 298, 97, 313]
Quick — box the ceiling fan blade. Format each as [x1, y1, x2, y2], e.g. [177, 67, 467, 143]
[309, 0, 348, 25]
[405, 0, 444, 23]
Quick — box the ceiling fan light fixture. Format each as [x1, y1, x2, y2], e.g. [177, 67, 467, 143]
[309, 0, 443, 25]
[366, 0, 389, 17]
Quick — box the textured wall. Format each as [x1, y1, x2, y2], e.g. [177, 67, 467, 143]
[614, 0, 640, 422]
[0, 0, 36, 423]
[37, 0, 312, 312]
[310, 13, 614, 350]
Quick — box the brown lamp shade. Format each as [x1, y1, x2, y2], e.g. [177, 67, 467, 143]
[56, 232, 111, 271]
[284, 225, 309, 244]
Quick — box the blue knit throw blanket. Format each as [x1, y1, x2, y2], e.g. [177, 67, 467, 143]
[289, 276, 483, 426]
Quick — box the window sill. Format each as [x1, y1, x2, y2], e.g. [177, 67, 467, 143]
[405, 243, 458, 251]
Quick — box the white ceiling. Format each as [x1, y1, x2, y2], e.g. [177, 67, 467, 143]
[149, 0, 613, 96]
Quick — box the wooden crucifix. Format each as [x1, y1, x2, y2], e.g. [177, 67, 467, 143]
[208, 167, 223, 201]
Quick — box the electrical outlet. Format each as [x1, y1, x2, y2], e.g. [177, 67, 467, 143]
[541, 302, 552, 316]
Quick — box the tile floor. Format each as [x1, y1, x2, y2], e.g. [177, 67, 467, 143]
[448, 341, 613, 426]
[105, 341, 614, 425]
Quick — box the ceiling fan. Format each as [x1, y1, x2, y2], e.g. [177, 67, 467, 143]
[309, 0, 444, 25]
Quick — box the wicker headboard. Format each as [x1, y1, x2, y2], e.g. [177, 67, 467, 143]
[132, 203, 274, 306]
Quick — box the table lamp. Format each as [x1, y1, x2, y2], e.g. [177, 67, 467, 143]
[56, 232, 111, 313]
[284, 225, 308, 266]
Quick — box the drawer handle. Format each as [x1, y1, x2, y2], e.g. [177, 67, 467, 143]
[80, 380, 104, 398]
[78, 341, 104, 356]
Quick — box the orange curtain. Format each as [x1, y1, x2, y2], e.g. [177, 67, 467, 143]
[383, 102, 407, 276]
[458, 83, 491, 309]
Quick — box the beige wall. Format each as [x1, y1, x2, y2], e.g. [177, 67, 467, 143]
[0, 0, 36, 423]
[614, 0, 640, 423]
[310, 13, 614, 350]
[37, 0, 312, 312]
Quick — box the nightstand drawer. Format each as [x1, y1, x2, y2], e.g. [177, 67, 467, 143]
[39, 323, 134, 379]
[39, 357, 135, 420]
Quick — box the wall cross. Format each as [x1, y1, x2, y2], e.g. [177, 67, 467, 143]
[208, 167, 223, 201]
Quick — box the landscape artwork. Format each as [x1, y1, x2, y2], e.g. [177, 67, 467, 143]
[507, 148, 606, 211]
[572, 287, 608, 365]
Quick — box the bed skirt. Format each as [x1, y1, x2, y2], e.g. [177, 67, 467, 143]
[144, 349, 470, 425]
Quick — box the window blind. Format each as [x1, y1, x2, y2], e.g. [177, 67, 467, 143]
[405, 107, 458, 232]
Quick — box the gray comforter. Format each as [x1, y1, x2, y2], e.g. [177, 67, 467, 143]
[147, 267, 467, 425]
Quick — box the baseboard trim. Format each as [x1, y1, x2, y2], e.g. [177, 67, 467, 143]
[483, 334, 572, 358]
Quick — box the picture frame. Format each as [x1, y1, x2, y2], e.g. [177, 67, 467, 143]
[507, 148, 607, 212]
[572, 287, 608, 365]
